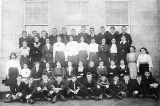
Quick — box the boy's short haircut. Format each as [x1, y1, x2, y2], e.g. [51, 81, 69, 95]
[110, 26, 115, 30]
[90, 27, 94, 30]
[22, 31, 27, 34]
[137, 75, 142, 78]
[81, 26, 86, 29]
[100, 26, 105, 29]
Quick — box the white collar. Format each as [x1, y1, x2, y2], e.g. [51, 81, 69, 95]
[120, 41, 127, 44]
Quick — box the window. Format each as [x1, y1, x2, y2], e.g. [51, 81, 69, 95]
[25, 1, 49, 25]
[106, 1, 130, 26]
[65, 2, 89, 26]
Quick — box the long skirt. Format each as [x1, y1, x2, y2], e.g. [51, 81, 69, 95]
[8, 68, 19, 92]
[55, 51, 65, 67]
[78, 50, 88, 66]
[139, 64, 149, 76]
[20, 56, 29, 68]
[89, 52, 98, 66]
[110, 53, 118, 65]
[99, 53, 110, 67]
[67, 55, 78, 67]
[128, 62, 137, 79]
[118, 51, 127, 65]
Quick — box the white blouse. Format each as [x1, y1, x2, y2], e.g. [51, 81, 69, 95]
[6, 59, 21, 75]
[88, 43, 98, 53]
[65, 41, 78, 57]
[78, 42, 88, 51]
[53, 42, 66, 58]
[110, 44, 117, 53]
[20, 68, 31, 78]
[19, 47, 30, 56]
[137, 54, 153, 68]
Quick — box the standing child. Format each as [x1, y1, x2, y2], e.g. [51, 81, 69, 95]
[118, 35, 130, 64]
[19, 40, 30, 68]
[77, 36, 89, 66]
[53, 36, 66, 67]
[126, 46, 138, 79]
[43, 62, 54, 81]
[137, 47, 153, 76]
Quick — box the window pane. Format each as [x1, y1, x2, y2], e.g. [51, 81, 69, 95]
[122, 14, 128, 24]
[41, 14, 48, 24]
[121, 2, 128, 14]
[32, 14, 40, 24]
[25, 2, 32, 13]
[114, 2, 121, 14]
[114, 14, 121, 24]
[81, 2, 89, 14]
[106, 14, 113, 25]
[32, 2, 41, 13]
[25, 14, 32, 24]
[41, 3, 48, 13]
[106, 2, 113, 14]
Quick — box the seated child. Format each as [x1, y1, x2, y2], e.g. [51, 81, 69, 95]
[48, 76, 67, 103]
[109, 75, 127, 100]
[142, 70, 159, 100]
[97, 75, 111, 99]
[67, 75, 84, 99]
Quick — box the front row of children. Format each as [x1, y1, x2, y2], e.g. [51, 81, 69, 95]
[4, 69, 159, 104]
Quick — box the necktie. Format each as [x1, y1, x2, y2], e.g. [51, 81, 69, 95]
[74, 83, 76, 91]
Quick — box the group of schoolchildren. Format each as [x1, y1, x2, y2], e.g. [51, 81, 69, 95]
[4, 26, 159, 104]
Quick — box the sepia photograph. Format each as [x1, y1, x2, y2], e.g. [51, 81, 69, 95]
[0, 0, 160, 106]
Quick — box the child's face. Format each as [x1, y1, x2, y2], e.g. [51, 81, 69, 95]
[110, 61, 115, 66]
[57, 37, 61, 42]
[42, 32, 46, 37]
[124, 76, 130, 81]
[102, 39, 106, 44]
[130, 47, 134, 52]
[110, 28, 115, 33]
[71, 77, 77, 82]
[62, 29, 67, 34]
[136, 77, 142, 82]
[87, 75, 92, 80]
[53, 29, 57, 34]
[23, 32, 27, 37]
[89, 61, 94, 67]
[68, 61, 72, 66]
[99, 62, 104, 67]
[141, 49, 146, 54]
[91, 39, 95, 43]
[71, 30, 76, 35]
[23, 64, 28, 68]
[17, 77, 22, 83]
[113, 77, 119, 82]
[101, 76, 106, 81]
[120, 60, 125, 65]
[145, 72, 150, 77]
[56, 77, 62, 82]
[100, 28, 105, 33]
[34, 37, 39, 42]
[111, 39, 116, 44]
[11, 54, 16, 59]
[121, 27, 127, 33]
[23, 42, 27, 47]
[90, 29, 94, 34]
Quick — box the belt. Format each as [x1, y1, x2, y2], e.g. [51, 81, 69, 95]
[140, 62, 148, 64]
[128, 61, 136, 63]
